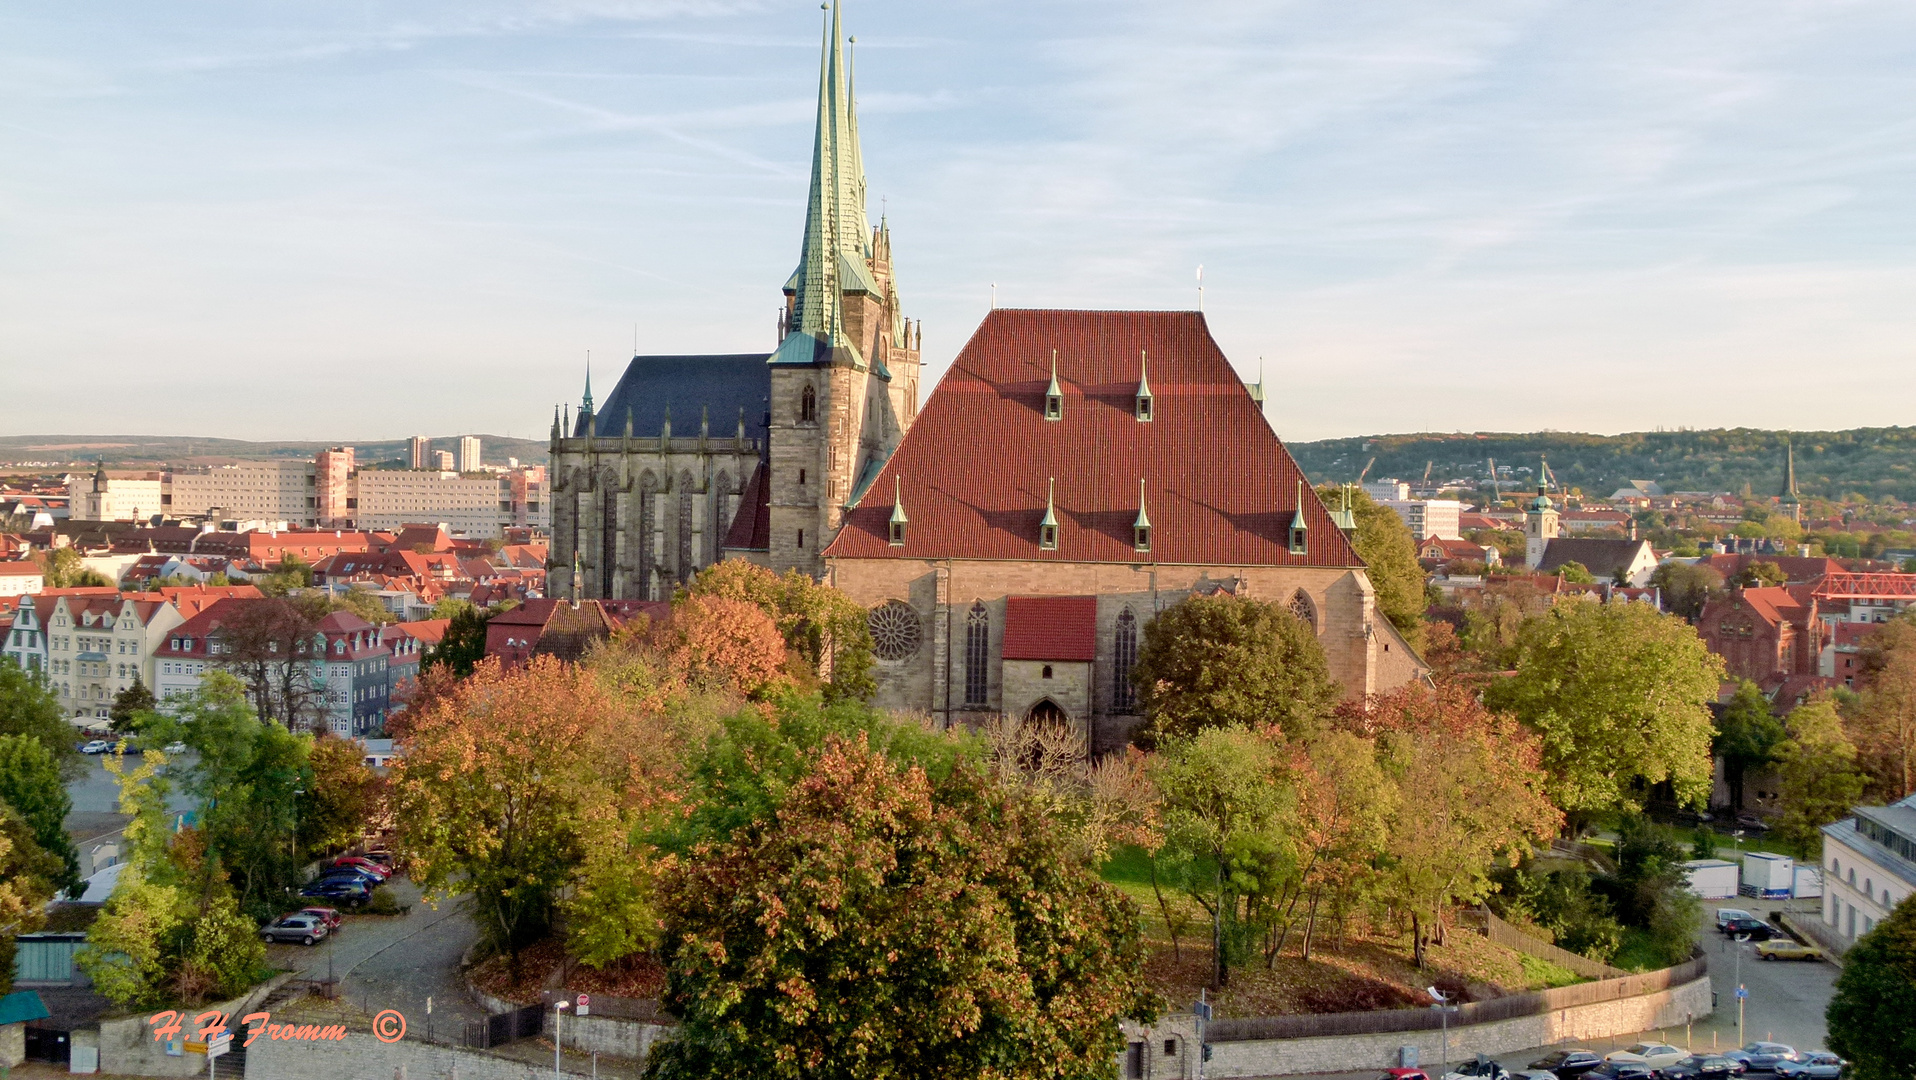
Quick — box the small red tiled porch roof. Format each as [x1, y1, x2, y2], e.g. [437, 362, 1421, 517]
[1001, 596, 1098, 661]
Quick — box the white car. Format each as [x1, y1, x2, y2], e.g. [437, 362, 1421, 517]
[80, 739, 113, 754]
[1607, 1044, 1689, 1071]
[162, 742, 187, 755]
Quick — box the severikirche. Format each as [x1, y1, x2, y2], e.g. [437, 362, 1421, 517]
[548, 1, 1423, 748]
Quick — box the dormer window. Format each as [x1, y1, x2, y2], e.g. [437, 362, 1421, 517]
[1039, 477, 1060, 551]
[1135, 479, 1153, 553]
[889, 476, 908, 547]
[1288, 481, 1308, 555]
[1044, 352, 1063, 421]
[1136, 350, 1154, 421]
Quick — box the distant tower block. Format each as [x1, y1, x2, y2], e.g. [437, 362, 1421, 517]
[459, 436, 481, 473]
[408, 436, 430, 470]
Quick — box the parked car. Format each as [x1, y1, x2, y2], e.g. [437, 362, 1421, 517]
[331, 857, 390, 878]
[1443, 1056, 1512, 1080]
[162, 741, 187, 755]
[1756, 939, 1824, 962]
[298, 907, 343, 930]
[315, 866, 384, 887]
[1735, 814, 1772, 834]
[1726, 1044, 1798, 1073]
[1528, 1051, 1605, 1079]
[1720, 917, 1779, 941]
[1715, 908, 1756, 931]
[80, 739, 113, 754]
[1578, 1064, 1656, 1080]
[1774, 1053, 1845, 1079]
[299, 879, 370, 903]
[1660, 1056, 1741, 1080]
[360, 849, 394, 865]
[1607, 1043, 1688, 1070]
[1378, 1070, 1431, 1080]
[260, 914, 329, 946]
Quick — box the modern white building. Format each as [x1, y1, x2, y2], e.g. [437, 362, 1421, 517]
[168, 461, 318, 525]
[1381, 499, 1463, 540]
[1822, 795, 1916, 947]
[74, 469, 165, 522]
[351, 470, 514, 537]
[458, 436, 481, 473]
[0, 561, 44, 597]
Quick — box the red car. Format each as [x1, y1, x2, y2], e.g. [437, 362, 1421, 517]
[1381, 1070, 1431, 1080]
[299, 907, 343, 930]
[331, 857, 390, 879]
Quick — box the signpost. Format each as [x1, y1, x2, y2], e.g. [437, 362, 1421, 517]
[205, 1031, 231, 1080]
[1193, 990, 1213, 1080]
[576, 993, 589, 1017]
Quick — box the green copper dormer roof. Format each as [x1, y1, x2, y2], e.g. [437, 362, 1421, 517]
[1040, 477, 1059, 530]
[784, 0, 877, 355]
[890, 476, 908, 526]
[1135, 478, 1151, 529]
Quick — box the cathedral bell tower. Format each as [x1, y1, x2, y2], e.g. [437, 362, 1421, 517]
[1524, 458, 1560, 570]
[766, 0, 921, 577]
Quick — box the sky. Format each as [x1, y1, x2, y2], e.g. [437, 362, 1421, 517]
[3, 0, 1914, 443]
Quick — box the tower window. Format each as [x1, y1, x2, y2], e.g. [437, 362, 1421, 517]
[1040, 523, 1058, 551]
[797, 529, 805, 550]
[964, 602, 989, 706]
[800, 384, 817, 423]
[1042, 664, 1053, 679]
[798, 469, 807, 486]
[1044, 393, 1062, 421]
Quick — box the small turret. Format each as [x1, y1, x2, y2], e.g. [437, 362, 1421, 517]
[888, 475, 908, 546]
[1039, 477, 1059, 550]
[1134, 478, 1152, 552]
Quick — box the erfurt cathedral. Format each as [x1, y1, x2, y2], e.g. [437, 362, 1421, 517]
[552, 1, 1426, 748]
[548, 0, 920, 599]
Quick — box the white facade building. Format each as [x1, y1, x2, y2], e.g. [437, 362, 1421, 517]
[458, 436, 481, 473]
[168, 462, 318, 525]
[76, 471, 165, 522]
[1822, 796, 1916, 946]
[0, 561, 44, 597]
[351, 470, 514, 538]
[42, 595, 183, 722]
[1381, 499, 1463, 540]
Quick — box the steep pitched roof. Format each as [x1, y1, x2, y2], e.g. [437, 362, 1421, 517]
[1001, 596, 1098, 661]
[824, 310, 1359, 567]
[724, 461, 772, 553]
[583, 354, 770, 441]
[1536, 537, 1653, 578]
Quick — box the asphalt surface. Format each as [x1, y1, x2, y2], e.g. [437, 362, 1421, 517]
[263, 874, 484, 1035]
[65, 747, 196, 814]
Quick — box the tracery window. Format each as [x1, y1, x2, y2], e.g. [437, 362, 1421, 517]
[800, 384, 817, 423]
[1114, 607, 1138, 712]
[1289, 590, 1317, 632]
[965, 602, 990, 706]
[601, 477, 619, 598]
[677, 473, 696, 583]
[869, 600, 922, 662]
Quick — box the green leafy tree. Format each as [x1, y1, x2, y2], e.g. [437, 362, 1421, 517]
[109, 677, 157, 734]
[0, 663, 81, 779]
[1735, 560, 1788, 588]
[648, 735, 1158, 1080]
[1828, 894, 1916, 1080]
[429, 596, 476, 621]
[1714, 681, 1784, 812]
[331, 587, 395, 625]
[1484, 600, 1724, 817]
[0, 806, 61, 995]
[0, 734, 82, 896]
[1651, 561, 1726, 622]
[1150, 726, 1298, 988]
[688, 561, 877, 702]
[1556, 561, 1597, 585]
[185, 890, 268, 999]
[1606, 815, 1701, 968]
[300, 734, 382, 855]
[1772, 698, 1868, 859]
[1130, 593, 1340, 749]
[39, 547, 112, 588]
[422, 603, 492, 678]
[1327, 486, 1428, 650]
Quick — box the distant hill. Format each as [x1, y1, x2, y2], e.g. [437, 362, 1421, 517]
[0, 434, 550, 470]
[1287, 427, 1916, 503]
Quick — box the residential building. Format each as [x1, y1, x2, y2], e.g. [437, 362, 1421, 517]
[348, 472, 512, 537]
[0, 561, 43, 597]
[2, 588, 118, 673]
[1381, 499, 1462, 540]
[484, 598, 662, 666]
[505, 466, 547, 529]
[819, 309, 1428, 748]
[315, 446, 354, 528]
[41, 594, 183, 722]
[459, 436, 481, 473]
[168, 461, 318, 525]
[385, 619, 447, 701]
[1418, 537, 1498, 568]
[153, 598, 396, 735]
[433, 450, 454, 471]
[1822, 794, 1916, 947]
[1559, 508, 1634, 534]
[1821, 620, 1876, 687]
[1534, 537, 1659, 587]
[408, 436, 431, 470]
[1364, 480, 1411, 502]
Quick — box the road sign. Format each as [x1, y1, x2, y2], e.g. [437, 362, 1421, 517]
[1192, 1000, 1212, 1022]
[576, 993, 590, 1017]
[1735, 987, 1748, 1000]
[185, 1041, 206, 1055]
[206, 1038, 229, 1060]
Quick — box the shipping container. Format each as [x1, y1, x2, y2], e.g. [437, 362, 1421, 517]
[1683, 859, 1740, 899]
[1792, 864, 1823, 899]
[1741, 852, 1794, 899]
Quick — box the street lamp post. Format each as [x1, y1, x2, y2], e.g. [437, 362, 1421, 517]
[553, 1000, 568, 1078]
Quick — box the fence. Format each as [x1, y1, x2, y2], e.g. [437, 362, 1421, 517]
[543, 991, 676, 1025]
[464, 1002, 545, 1049]
[1208, 955, 1706, 1042]
[1479, 908, 1628, 980]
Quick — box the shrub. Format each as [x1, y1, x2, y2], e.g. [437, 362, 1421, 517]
[365, 886, 400, 915]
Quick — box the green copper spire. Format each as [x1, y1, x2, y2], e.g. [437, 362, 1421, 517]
[775, 0, 876, 367]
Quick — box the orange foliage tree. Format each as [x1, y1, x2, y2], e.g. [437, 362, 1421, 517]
[665, 594, 789, 698]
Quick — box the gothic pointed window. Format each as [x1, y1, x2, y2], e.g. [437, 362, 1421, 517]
[1289, 589, 1317, 632]
[800, 384, 817, 424]
[965, 602, 989, 706]
[601, 473, 619, 599]
[1113, 607, 1138, 712]
[638, 472, 659, 599]
[677, 472, 696, 583]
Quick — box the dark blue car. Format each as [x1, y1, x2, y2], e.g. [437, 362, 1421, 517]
[299, 879, 370, 902]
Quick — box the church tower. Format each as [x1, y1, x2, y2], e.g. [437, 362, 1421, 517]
[1524, 458, 1560, 569]
[766, 0, 921, 577]
[1779, 438, 1801, 525]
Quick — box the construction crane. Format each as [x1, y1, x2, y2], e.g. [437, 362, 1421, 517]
[1356, 457, 1376, 485]
[1422, 461, 1433, 485]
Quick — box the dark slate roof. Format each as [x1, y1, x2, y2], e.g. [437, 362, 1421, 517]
[578, 354, 771, 438]
[723, 462, 771, 553]
[1537, 537, 1653, 578]
[823, 310, 1361, 567]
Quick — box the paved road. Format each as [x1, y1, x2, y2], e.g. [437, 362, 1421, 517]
[65, 748, 196, 814]
[265, 875, 484, 1034]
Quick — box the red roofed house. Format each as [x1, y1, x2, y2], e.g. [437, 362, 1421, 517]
[1697, 585, 1827, 687]
[484, 598, 666, 667]
[0, 560, 45, 597]
[822, 309, 1427, 748]
[40, 593, 184, 723]
[1419, 537, 1498, 569]
[154, 599, 397, 735]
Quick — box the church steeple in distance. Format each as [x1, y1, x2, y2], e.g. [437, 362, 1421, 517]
[775, 0, 877, 367]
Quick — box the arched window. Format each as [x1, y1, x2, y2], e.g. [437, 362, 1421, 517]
[800, 384, 817, 423]
[965, 602, 990, 706]
[1113, 608, 1138, 712]
[638, 472, 659, 599]
[601, 474, 620, 599]
[1289, 589, 1317, 632]
[677, 472, 696, 583]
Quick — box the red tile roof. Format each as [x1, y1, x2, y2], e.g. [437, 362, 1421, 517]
[0, 561, 43, 578]
[724, 462, 771, 552]
[825, 310, 1359, 567]
[1001, 595, 1098, 661]
[391, 618, 451, 646]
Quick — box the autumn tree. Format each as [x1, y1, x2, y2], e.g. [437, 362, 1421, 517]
[1283, 731, 1393, 961]
[981, 718, 1159, 868]
[687, 560, 875, 701]
[1130, 593, 1340, 749]
[1854, 618, 1916, 800]
[0, 734, 82, 896]
[1150, 726, 1298, 988]
[1651, 561, 1725, 623]
[0, 806, 60, 995]
[1485, 600, 1723, 818]
[1828, 895, 1916, 1080]
[664, 594, 789, 698]
[210, 597, 327, 727]
[647, 735, 1158, 1080]
[1714, 680, 1784, 812]
[1772, 698, 1868, 859]
[1348, 684, 1561, 966]
[1325, 486, 1427, 650]
[301, 734, 383, 855]
[392, 656, 677, 966]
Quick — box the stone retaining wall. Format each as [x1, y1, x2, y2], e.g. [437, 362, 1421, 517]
[97, 972, 295, 1077]
[247, 1032, 576, 1079]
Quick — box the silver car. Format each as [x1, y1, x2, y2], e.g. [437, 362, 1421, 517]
[260, 913, 329, 946]
[1774, 1053, 1844, 1080]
